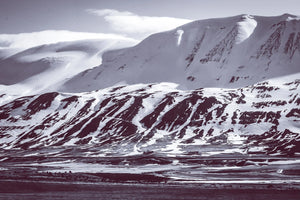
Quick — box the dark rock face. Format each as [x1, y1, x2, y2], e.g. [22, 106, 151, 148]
[25, 92, 59, 117]
[186, 32, 206, 68]
[286, 108, 300, 118]
[200, 26, 238, 64]
[284, 32, 300, 59]
[248, 129, 300, 156]
[0, 78, 299, 156]
[255, 21, 286, 59]
[239, 111, 281, 125]
[0, 96, 32, 120]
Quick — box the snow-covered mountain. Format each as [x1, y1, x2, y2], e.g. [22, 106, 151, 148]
[61, 14, 300, 92]
[0, 73, 299, 156]
[0, 31, 138, 96]
[0, 14, 299, 159]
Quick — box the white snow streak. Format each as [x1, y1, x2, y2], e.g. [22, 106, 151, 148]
[176, 29, 184, 46]
[236, 15, 257, 44]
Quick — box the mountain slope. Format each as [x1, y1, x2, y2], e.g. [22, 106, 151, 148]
[0, 31, 138, 96]
[0, 74, 299, 156]
[61, 14, 300, 92]
[0, 15, 299, 185]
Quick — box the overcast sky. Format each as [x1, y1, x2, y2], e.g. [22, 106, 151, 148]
[0, 0, 299, 39]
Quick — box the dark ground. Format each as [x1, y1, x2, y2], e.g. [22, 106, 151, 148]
[0, 180, 300, 200]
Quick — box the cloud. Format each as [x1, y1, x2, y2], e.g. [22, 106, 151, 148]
[0, 30, 137, 50]
[86, 9, 192, 38]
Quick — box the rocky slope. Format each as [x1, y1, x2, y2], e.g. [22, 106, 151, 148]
[0, 15, 299, 184]
[0, 74, 299, 156]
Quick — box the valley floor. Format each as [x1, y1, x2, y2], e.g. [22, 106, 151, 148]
[0, 180, 299, 200]
[1, 152, 300, 199]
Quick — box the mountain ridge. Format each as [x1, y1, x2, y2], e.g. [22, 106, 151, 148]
[0, 33, 138, 96]
[60, 14, 300, 92]
[0, 15, 299, 184]
[0, 73, 299, 156]
[0, 14, 299, 157]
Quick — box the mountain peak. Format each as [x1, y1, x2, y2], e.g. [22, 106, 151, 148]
[281, 13, 298, 17]
[280, 13, 300, 20]
[1, 14, 299, 95]
[239, 14, 254, 19]
[60, 14, 300, 93]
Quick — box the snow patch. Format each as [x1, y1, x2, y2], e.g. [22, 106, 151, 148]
[176, 29, 184, 46]
[236, 15, 257, 44]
